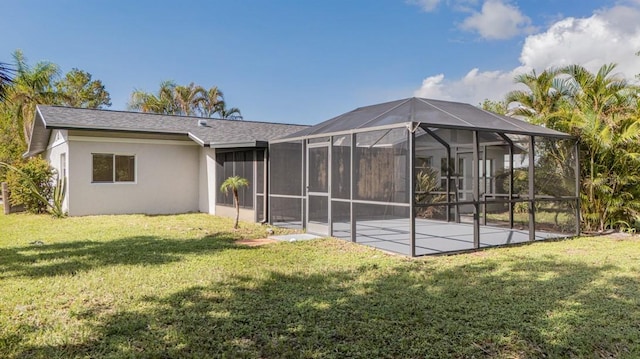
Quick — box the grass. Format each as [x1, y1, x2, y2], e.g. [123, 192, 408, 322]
[1, 213, 640, 358]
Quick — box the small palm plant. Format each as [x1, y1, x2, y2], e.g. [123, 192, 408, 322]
[220, 176, 249, 229]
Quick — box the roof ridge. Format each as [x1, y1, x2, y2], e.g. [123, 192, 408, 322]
[416, 98, 475, 127]
[36, 105, 309, 127]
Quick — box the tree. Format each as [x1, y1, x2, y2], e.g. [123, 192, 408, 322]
[55, 68, 111, 108]
[559, 64, 634, 123]
[128, 81, 241, 119]
[0, 62, 14, 101]
[173, 83, 205, 116]
[217, 100, 242, 120]
[2, 158, 54, 214]
[198, 86, 224, 117]
[0, 51, 112, 180]
[504, 63, 640, 232]
[9, 50, 61, 142]
[479, 99, 508, 115]
[220, 176, 249, 229]
[129, 80, 178, 115]
[1, 160, 66, 217]
[558, 64, 640, 231]
[506, 68, 570, 129]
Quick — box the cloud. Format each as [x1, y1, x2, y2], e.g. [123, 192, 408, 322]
[520, 5, 640, 76]
[460, 0, 535, 40]
[406, 0, 442, 12]
[414, 4, 640, 105]
[414, 68, 528, 105]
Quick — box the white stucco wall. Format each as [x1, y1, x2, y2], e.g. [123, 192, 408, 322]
[43, 129, 70, 213]
[66, 135, 200, 216]
[198, 147, 217, 214]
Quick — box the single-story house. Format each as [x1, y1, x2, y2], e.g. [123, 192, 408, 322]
[27, 97, 580, 256]
[26, 105, 307, 220]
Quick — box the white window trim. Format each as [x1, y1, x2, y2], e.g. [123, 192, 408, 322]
[91, 153, 137, 184]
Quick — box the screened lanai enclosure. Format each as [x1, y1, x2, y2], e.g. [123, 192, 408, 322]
[269, 97, 579, 256]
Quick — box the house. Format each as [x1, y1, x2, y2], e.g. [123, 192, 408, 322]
[26, 105, 307, 220]
[27, 97, 580, 256]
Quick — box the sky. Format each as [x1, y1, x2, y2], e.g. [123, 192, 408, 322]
[1, 0, 639, 125]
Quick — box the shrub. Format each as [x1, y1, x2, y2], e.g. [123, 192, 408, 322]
[5, 158, 54, 214]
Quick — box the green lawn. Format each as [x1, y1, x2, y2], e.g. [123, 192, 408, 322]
[1, 213, 639, 358]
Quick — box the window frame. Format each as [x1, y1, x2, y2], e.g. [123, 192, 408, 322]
[91, 153, 137, 184]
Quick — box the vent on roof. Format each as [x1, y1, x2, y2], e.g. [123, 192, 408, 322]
[198, 119, 207, 127]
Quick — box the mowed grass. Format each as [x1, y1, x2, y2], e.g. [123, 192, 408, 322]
[1, 213, 639, 358]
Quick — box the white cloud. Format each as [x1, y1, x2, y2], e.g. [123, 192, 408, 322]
[460, 0, 535, 40]
[520, 5, 640, 76]
[414, 4, 640, 105]
[406, 0, 441, 12]
[414, 67, 529, 105]
[414, 74, 447, 98]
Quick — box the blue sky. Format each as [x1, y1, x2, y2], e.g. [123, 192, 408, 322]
[1, 0, 638, 125]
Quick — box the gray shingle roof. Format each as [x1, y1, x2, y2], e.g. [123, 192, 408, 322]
[26, 105, 309, 156]
[281, 97, 572, 139]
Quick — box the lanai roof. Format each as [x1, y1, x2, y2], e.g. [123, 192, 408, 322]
[281, 97, 571, 140]
[26, 105, 308, 157]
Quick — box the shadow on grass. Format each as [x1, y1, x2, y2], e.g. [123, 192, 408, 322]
[0, 233, 254, 278]
[11, 256, 640, 358]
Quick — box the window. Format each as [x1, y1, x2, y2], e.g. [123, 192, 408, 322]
[92, 154, 135, 183]
[480, 159, 494, 194]
[215, 150, 254, 208]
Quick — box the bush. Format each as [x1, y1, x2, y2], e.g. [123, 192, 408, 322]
[5, 158, 54, 214]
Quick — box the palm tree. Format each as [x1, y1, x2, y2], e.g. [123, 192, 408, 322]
[9, 50, 61, 143]
[559, 64, 633, 122]
[129, 80, 179, 115]
[0, 62, 14, 101]
[198, 86, 224, 117]
[217, 100, 242, 120]
[504, 63, 640, 232]
[128, 81, 242, 119]
[220, 175, 249, 229]
[173, 82, 205, 116]
[558, 64, 640, 231]
[505, 68, 569, 129]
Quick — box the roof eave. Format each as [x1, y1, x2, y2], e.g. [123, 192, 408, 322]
[24, 106, 51, 158]
[206, 140, 268, 149]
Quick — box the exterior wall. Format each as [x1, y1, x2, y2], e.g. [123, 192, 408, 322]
[66, 135, 200, 216]
[43, 129, 70, 213]
[198, 147, 217, 214]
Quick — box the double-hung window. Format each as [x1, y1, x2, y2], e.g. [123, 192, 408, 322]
[92, 153, 135, 183]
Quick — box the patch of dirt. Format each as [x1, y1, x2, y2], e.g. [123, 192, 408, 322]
[236, 238, 277, 246]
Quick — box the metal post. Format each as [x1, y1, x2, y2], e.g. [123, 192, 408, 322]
[302, 141, 307, 230]
[409, 128, 416, 257]
[424, 128, 451, 222]
[473, 131, 480, 249]
[509, 141, 514, 229]
[528, 136, 536, 242]
[498, 133, 514, 229]
[482, 145, 487, 226]
[253, 150, 258, 222]
[574, 140, 581, 236]
[350, 133, 356, 243]
[328, 138, 333, 236]
[264, 149, 269, 223]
